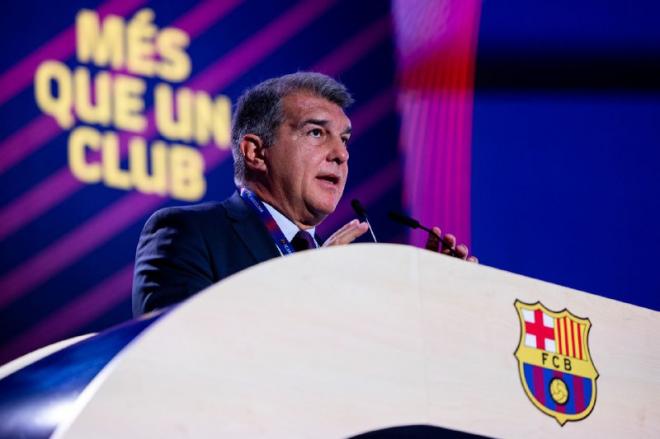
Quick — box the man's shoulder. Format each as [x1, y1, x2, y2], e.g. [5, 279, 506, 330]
[154, 200, 225, 217]
[142, 193, 244, 233]
[147, 201, 224, 225]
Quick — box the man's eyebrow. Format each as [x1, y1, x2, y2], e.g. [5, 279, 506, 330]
[301, 118, 329, 127]
[300, 119, 352, 135]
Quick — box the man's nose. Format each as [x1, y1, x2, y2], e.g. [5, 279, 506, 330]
[328, 138, 349, 164]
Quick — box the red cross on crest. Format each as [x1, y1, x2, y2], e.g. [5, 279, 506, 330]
[525, 309, 555, 350]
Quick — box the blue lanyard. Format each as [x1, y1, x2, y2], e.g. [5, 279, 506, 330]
[239, 188, 297, 255]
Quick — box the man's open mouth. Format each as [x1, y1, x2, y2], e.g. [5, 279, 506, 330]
[316, 174, 340, 185]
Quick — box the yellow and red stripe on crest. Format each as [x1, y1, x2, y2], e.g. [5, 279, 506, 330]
[554, 316, 586, 360]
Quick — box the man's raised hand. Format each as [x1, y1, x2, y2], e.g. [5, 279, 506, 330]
[322, 219, 369, 247]
[425, 226, 478, 263]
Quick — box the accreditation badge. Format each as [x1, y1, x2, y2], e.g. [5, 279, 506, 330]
[514, 300, 599, 425]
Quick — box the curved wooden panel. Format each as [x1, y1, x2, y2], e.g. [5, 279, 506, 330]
[57, 244, 660, 438]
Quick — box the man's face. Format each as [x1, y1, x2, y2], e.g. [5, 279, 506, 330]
[264, 91, 351, 227]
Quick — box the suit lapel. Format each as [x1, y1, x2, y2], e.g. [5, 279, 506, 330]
[223, 191, 280, 263]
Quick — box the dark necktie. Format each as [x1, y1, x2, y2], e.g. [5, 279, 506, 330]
[291, 230, 316, 252]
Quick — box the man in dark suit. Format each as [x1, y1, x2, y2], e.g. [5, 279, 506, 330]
[133, 72, 475, 316]
[132, 72, 370, 316]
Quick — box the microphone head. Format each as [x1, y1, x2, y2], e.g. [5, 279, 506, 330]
[351, 199, 367, 219]
[387, 211, 420, 229]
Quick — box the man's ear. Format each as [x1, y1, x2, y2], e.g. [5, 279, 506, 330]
[240, 134, 267, 173]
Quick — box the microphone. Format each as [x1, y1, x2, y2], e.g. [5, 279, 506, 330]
[387, 211, 433, 233]
[388, 211, 461, 258]
[351, 199, 378, 243]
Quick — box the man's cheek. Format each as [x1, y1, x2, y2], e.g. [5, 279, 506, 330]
[339, 179, 347, 195]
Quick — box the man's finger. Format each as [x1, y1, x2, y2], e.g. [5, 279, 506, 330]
[335, 219, 359, 233]
[425, 227, 442, 252]
[342, 222, 369, 243]
[323, 220, 369, 246]
[467, 255, 479, 264]
[441, 233, 457, 252]
[455, 244, 469, 259]
[331, 222, 368, 245]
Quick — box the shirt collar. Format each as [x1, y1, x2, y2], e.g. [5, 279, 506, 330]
[262, 201, 317, 246]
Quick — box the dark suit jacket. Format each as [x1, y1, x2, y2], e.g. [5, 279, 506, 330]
[132, 191, 281, 316]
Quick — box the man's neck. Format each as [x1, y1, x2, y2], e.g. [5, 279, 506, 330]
[245, 183, 317, 230]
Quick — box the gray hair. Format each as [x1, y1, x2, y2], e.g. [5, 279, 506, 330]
[231, 71, 354, 186]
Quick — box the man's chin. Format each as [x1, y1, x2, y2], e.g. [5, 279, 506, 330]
[306, 198, 341, 224]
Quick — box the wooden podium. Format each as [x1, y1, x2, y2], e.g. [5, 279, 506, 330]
[55, 244, 659, 438]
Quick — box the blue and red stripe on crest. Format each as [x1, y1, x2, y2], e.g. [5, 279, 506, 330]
[522, 363, 592, 415]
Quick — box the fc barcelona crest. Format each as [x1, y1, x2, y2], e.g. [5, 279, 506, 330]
[514, 300, 598, 425]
